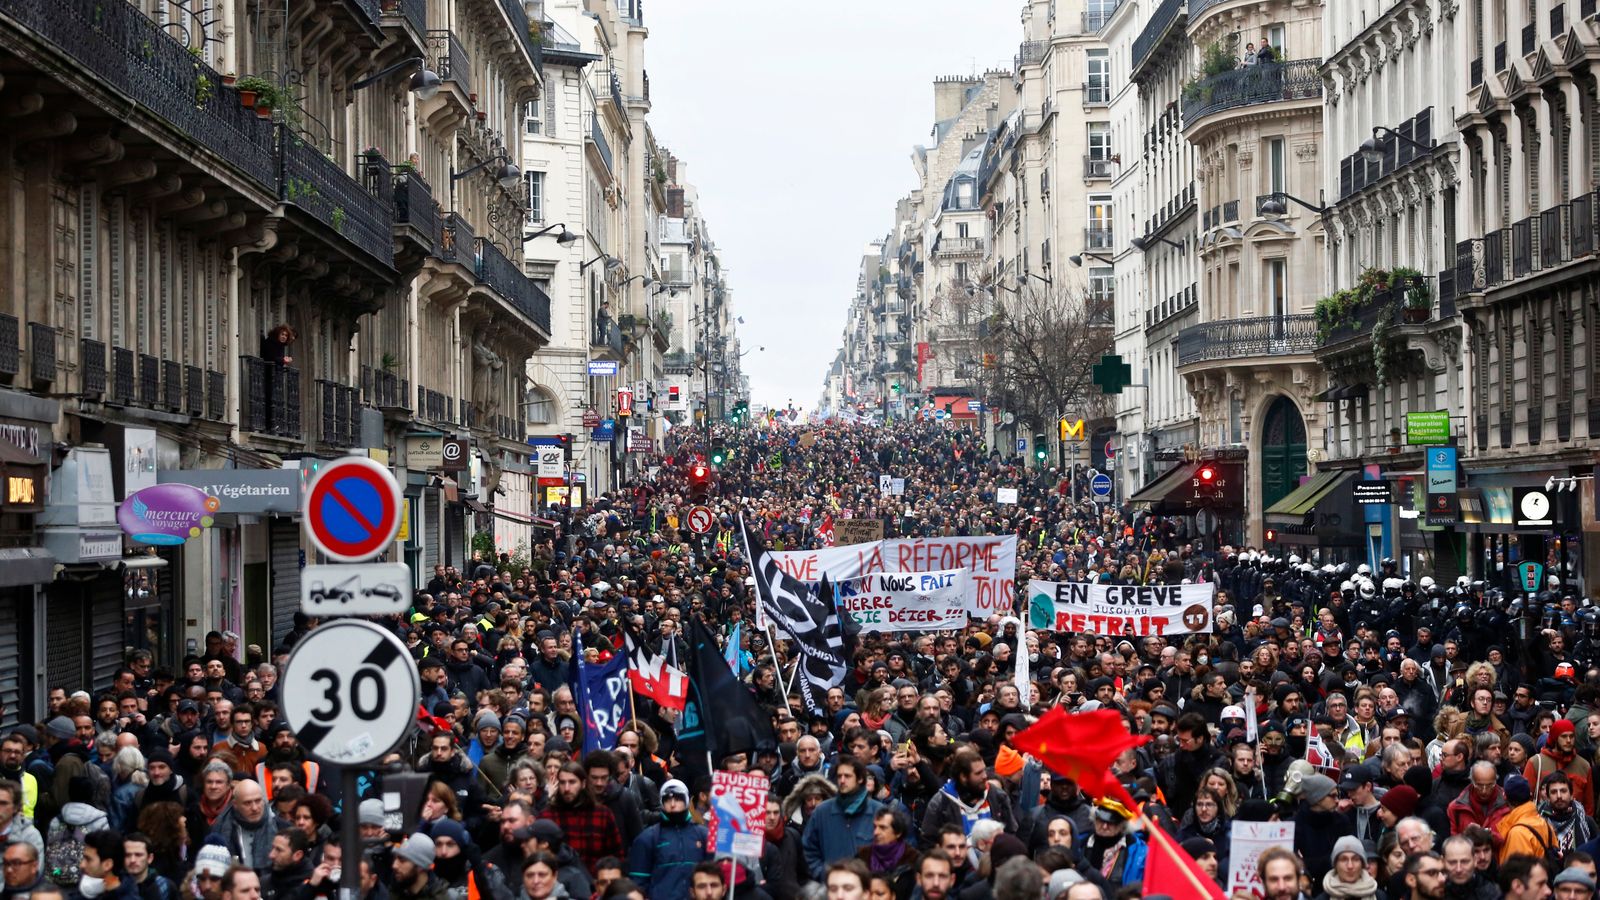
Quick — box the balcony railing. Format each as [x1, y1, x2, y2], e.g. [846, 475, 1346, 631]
[418, 387, 452, 424]
[428, 30, 472, 97]
[1016, 40, 1047, 69]
[1132, 0, 1185, 77]
[381, 0, 428, 40]
[499, 0, 541, 73]
[1318, 293, 1411, 348]
[112, 347, 134, 405]
[80, 339, 106, 398]
[28, 323, 55, 385]
[185, 364, 204, 416]
[476, 238, 552, 334]
[1183, 59, 1322, 125]
[241, 356, 301, 438]
[139, 354, 160, 407]
[1086, 227, 1114, 250]
[1339, 108, 1433, 199]
[1084, 156, 1113, 178]
[937, 236, 983, 255]
[593, 318, 627, 355]
[318, 380, 360, 447]
[281, 135, 395, 271]
[0, 0, 279, 191]
[1454, 191, 1600, 294]
[1176, 313, 1319, 366]
[207, 369, 226, 420]
[1083, 7, 1117, 31]
[1083, 80, 1110, 105]
[439, 212, 475, 265]
[588, 114, 614, 174]
[393, 168, 438, 255]
[162, 359, 182, 410]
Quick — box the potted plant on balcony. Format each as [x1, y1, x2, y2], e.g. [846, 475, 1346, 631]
[1392, 265, 1432, 322]
[236, 76, 274, 110]
[1314, 288, 1360, 342]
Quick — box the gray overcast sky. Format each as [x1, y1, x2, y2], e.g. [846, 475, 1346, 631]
[644, 1, 1020, 410]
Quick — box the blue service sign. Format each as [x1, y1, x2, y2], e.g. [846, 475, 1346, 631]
[588, 360, 619, 376]
[1016, 439, 1026, 453]
[1090, 472, 1113, 496]
[593, 418, 616, 441]
[1426, 446, 1458, 494]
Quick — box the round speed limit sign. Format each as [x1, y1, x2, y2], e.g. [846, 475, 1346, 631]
[281, 619, 419, 765]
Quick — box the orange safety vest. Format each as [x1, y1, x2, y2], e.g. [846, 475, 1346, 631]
[256, 760, 323, 798]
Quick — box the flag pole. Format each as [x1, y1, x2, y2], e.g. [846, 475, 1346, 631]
[1138, 813, 1223, 899]
[764, 622, 792, 715]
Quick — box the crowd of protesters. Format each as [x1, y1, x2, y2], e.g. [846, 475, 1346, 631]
[0, 420, 1593, 900]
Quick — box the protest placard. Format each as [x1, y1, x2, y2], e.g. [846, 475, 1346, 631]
[1026, 579, 1216, 636]
[1226, 821, 1295, 897]
[771, 535, 1017, 616]
[708, 771, 769, 858]
[833, 518, 884, 545]
[838, 570, 968, 632]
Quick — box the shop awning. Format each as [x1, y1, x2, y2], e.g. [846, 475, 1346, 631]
[1264, 469, 1352, 517]
[1312, 383, 1370, 403]
[0, 547, 56, 587]
[931, 395, 979, 418]
[1128, 463, 1198, 505]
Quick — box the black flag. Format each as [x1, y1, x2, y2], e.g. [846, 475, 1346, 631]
[677, 617, 775, 771]
[740, 515, 849, 715]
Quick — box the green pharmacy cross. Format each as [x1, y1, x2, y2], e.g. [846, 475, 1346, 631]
[1093, 354, 1133, 395]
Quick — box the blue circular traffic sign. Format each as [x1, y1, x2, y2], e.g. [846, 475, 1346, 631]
[303, 457, 402, 562]
[1089, 472, 1113, 497]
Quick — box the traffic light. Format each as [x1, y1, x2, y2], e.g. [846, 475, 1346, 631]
[891, 381, 901, 394]
[1197, 465, 1218, 486]
[1264, 528, 1278, 544]
[1033, 433, 1048, 464]
[710, 438, 727, 467]
[557, 433, 574, 462]
[1194, 464, 1222, 500]
[688, 463, 711, 500]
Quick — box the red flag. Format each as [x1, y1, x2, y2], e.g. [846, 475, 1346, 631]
[817, 516, 835, 547]
[1143, 818, 1226, 899]
[625, 633, 688, 711]
[1011, 706, 1148, 811]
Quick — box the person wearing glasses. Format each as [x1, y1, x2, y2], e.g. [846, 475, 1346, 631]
[2, 842, 45, 900]
[1401, 851, 1447, 900]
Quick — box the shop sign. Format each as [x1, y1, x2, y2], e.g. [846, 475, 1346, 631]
[588, 360, 619, 376]
[1353, 480, 1393, 505]
[1426, 491, 1461, 526]
[617, 388, 634, 418]
[1425, 447, 1457, 495]
[3, 465, 42, 513]
[1513, 486, 1556, 528]
[118, 483, 219, 545]
[158, 469, 302, 514]
[1405, 411, 1451, 444]
[582, 408, 601, 428]
[124, 427, 158, 498]
[77, 531, 122, 560]
[593, 418, 615, 441]
[405, 435, 445, 471]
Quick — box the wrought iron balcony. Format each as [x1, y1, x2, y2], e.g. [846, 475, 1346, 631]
[112, 347, 134, 405]
[281, 135, 395, 272]
[475, 238, 553, 334]
[28, 323, 55, 385]
[380, 0, 427, 44]
[139, 354, 160, 407]
[1085, 227, 1114, 250]
[368, 369, 410, 410]
[1316, 292, 1412, 350]
[0, 315, 18, 381]
[438, 212, 475, 266]
[80, 339, 106, 398]
[1131, 0, 1185, 79]
[162, 359, 182, 410]
[241, 356, 301, 438]
[1455, 191, 1600, 295]
[1016, 40, 1046, 69]
[318, 380, 360, 447]
[185, 365, 204, 416]
[593, 318, 627, 356]
[0, 0, 279, 191]
[1182, 59, 1322, 127]
[1339, 108, 1433, 199]
[588, 114, 614, 174]
[1084, 155, 1113, 178]
[1175, 314, 1318, 367]
[428, 30, 473, 97]
[418, 387, 451, 424]
[393, 168, 439, 256]
[499, 0, 542, 74]
[207, 369, 226, 420]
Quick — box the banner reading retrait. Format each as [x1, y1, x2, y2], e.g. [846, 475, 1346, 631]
[1027, 579, 1216, 636]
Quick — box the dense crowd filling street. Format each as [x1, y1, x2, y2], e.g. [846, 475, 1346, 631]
[3, 421, 1596, 900]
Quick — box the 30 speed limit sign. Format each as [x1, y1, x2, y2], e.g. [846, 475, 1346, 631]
[281, 619, 419, 765]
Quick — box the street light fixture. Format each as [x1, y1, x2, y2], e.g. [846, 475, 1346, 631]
[1027, 272, 1053, 287]
[351, 56, 442, 100]
[1258, 192, 1327, 216]
[1069, 252, 1115, 267]
[580, 254, 624, 272]
[620, 275, 655, 288]
[450, 153, 520, 189]
[1128, 235, 1186, 254]
[1359, 124, 1435, 164]
[525, 223, 579, 244]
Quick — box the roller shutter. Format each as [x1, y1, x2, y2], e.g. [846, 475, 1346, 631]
[423, 488, 440, 572]
[0, 589, 24, 728]
[88, 576, 122, 690]
[45, 584, 86, 692]
[270, 517, 301, 648]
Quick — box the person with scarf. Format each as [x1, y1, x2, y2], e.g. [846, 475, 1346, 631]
[1526, 718, 1594, 812]
[187, 761, 233, 853]
[1447, 761, 1511, 837]
[1175, 787, 1231, 877]
[802, 759, 883, 881]
[855, 809, 918, 900]
[1295, 775, 1355, 887]
[424, 818, 510, 900]
[1077, 806, 1146, 890]
[1538, 771, 1598, 854]
[918, 748, 1015, 840]
[1314, 836, 1382, 900]
[207, 778, 282, 872]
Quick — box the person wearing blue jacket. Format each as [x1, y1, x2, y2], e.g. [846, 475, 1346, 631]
[802, 759, 883, 880]
[1076, 805, 1147, 890]
[626, 779, 706, 899]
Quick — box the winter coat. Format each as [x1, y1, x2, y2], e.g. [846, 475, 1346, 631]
[920, 782, 1016, 839]
[802, 791, 883, 880]
[1495, 800, 1558, 864]
[208, 807, 284, 872]
[626, 817, 708, 900]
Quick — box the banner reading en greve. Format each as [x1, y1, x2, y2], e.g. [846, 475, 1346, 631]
[841, 570, 968, 633]
[1028, 579, 1216, 637]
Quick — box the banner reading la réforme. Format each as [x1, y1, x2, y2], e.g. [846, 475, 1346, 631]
[1027, 579, 1216, 636]
[839, 570, 969, 632]
[770, 535, 1016, 616]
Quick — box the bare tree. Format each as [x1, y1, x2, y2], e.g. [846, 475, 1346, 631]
[975, 282, 1114, 431]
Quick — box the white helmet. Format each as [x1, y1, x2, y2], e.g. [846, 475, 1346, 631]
[1419, 576, 1436, 591]
[1356, 564, 1372, 576]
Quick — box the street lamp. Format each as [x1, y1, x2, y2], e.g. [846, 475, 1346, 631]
[1258, 192, 1327, 216]
[351, 57, 442, 100]
[1359, 124, 1435, 164]
[580, 254, 624, 272]
[1129, 235, 1186, 254]
[1069, 252, 1114, 267]
[1027, 272, 1053, 287]
[620, 275, 654, 288]
[451, 153, 520, 189]
[525, 223, 579, 244]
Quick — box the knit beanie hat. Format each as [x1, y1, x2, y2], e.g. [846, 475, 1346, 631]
[395, 832, 436, 869]
[1379, 785, 1420, 819]
[1331, 835, 1365, 866]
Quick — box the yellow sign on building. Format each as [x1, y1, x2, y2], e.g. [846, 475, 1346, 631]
[1059, 418, 1085, 441]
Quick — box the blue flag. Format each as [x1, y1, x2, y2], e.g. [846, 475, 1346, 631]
[573, 634, 630, 755]
[725, 622, 744, 674]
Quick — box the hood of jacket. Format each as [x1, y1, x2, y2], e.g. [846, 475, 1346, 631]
[60, 801, 109, 827]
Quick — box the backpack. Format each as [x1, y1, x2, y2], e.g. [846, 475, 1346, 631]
[45, 821, 87, 886]
[1515, 822, 1565, 871]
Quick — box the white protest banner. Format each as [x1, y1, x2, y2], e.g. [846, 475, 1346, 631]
[839, 570, 969, 632]
[995, 487, 1019, 505]
[1026, 579, 1216, 637]
[771, 535, 1017, 616]
[1226, 821, 1295, 898]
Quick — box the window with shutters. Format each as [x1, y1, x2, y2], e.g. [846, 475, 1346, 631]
[206, 247, 219, 370]
[545, 76, 558, 138]
[1557, 104, 1572, 201]
[1500, 135, 1513, 225]
[133, 209, 148, 352]
[53, 185, 77, 342]
[1526, 302, 1544, 441]
[525, 171, 544, 225]
[1526, 115, 1541, 211]
[109, 197, 124, 347]
[156, 225, 170, 354]
[179, 235, 193, 364]
[79, 186, 97, 342]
